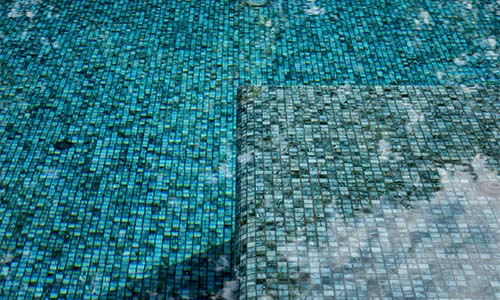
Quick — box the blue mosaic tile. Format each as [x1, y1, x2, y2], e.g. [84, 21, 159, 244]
[0, 0, 499, 299]
[0, 1, 237, 299]
[236, 86, 499, 299]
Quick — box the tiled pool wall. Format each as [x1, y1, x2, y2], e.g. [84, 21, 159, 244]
[0, 0, 498, 299]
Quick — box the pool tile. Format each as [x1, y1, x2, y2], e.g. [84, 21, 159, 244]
[236, 86, 499, 299]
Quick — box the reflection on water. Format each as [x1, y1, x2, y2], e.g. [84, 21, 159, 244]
[236, 86, 499, 299]
[283, 154, 499, 299]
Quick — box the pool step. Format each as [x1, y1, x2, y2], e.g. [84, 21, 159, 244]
[235, 86, 500, 299]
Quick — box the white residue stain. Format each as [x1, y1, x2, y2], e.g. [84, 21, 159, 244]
[486, 37, 497, 49]
[7, 0, 43, 19]
[414, 10, 431, 29]
[378, 139, 392, 161]
[304, 0, 325, 16]
[237, 152, 253, 165]
[404, 105, 425, 132]
[7, 2, 23, 18]
[219, 162, 234, 178]
[453, 55, 468, 66]
[219, 280, 238, 300]
[25, 10, 35, 19]
[420, 10, 431, 24]
[484, 48, 498, 60]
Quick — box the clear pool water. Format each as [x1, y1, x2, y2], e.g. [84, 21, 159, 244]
[0, 0, 498, 299]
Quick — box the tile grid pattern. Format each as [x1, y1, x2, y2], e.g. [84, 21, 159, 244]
[0, 0, 499, 298]
[0, 1, 238, 299]
[235, 1, 499, 85]
[236, 86, 499, 299]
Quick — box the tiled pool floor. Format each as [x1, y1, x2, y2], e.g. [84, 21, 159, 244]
[0, 0, 499, 299]
[1, 1, 237, 298]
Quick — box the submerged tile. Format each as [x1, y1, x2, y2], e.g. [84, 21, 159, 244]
[236, 86, 500, 299]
